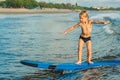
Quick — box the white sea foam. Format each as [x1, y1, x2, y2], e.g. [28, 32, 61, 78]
[103, 25, 113, 34]
[90, 13, 120, 20]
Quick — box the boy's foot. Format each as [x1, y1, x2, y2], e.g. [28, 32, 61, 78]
[88, 61, 94, 64]
[75, 61, 82, 65]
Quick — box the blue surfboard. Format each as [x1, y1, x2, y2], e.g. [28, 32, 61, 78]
[20, 60, 120, 70]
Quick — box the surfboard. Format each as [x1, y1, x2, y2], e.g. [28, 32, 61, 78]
[20, 60, 120, 70]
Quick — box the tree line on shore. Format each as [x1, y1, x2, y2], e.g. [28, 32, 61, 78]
[0, 0, 119, 11]
[0, 0, 87, 10]
[0, 0, 38, 9]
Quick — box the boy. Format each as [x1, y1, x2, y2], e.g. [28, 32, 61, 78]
[63, 11, 110, 64]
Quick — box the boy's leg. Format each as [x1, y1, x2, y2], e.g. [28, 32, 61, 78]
[76, 39, 84, 64]
[86, 41, 93, 64]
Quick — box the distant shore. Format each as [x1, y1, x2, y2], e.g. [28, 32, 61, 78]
[0, 8, 79, 14]
[0, 8, 118, 14]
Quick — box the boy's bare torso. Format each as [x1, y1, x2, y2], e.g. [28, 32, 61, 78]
[79, 20, 92, 37]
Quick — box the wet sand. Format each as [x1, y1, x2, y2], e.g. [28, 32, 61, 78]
[0, 8, 78, 14]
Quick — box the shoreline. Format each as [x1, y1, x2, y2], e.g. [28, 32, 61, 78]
[0, 8, 76, 14]
[0, 8, 119, 14]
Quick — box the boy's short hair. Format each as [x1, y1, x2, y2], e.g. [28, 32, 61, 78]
[79, 10, 89, 19]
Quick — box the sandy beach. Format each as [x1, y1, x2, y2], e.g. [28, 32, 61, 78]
[0, 8, 76, 14]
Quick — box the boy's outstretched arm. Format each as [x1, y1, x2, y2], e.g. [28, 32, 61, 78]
[91, 20, 110, 24]
[63, 22, 80, 35]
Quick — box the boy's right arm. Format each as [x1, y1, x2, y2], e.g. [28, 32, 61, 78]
[63, 22, 80, 35]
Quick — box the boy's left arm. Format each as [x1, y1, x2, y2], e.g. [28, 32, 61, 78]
[91, 20, 110, 24]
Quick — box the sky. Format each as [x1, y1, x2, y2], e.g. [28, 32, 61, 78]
[36, 0, 120, 8]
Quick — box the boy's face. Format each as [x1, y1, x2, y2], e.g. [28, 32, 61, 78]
[80, 15, 88, 22]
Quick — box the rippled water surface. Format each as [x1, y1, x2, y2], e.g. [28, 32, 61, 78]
[0, 11, 120, 80]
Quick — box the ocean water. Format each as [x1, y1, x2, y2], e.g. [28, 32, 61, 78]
[0, 11, 120, 80]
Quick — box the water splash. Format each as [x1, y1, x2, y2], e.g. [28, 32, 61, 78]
[103, 25, 113, 34]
